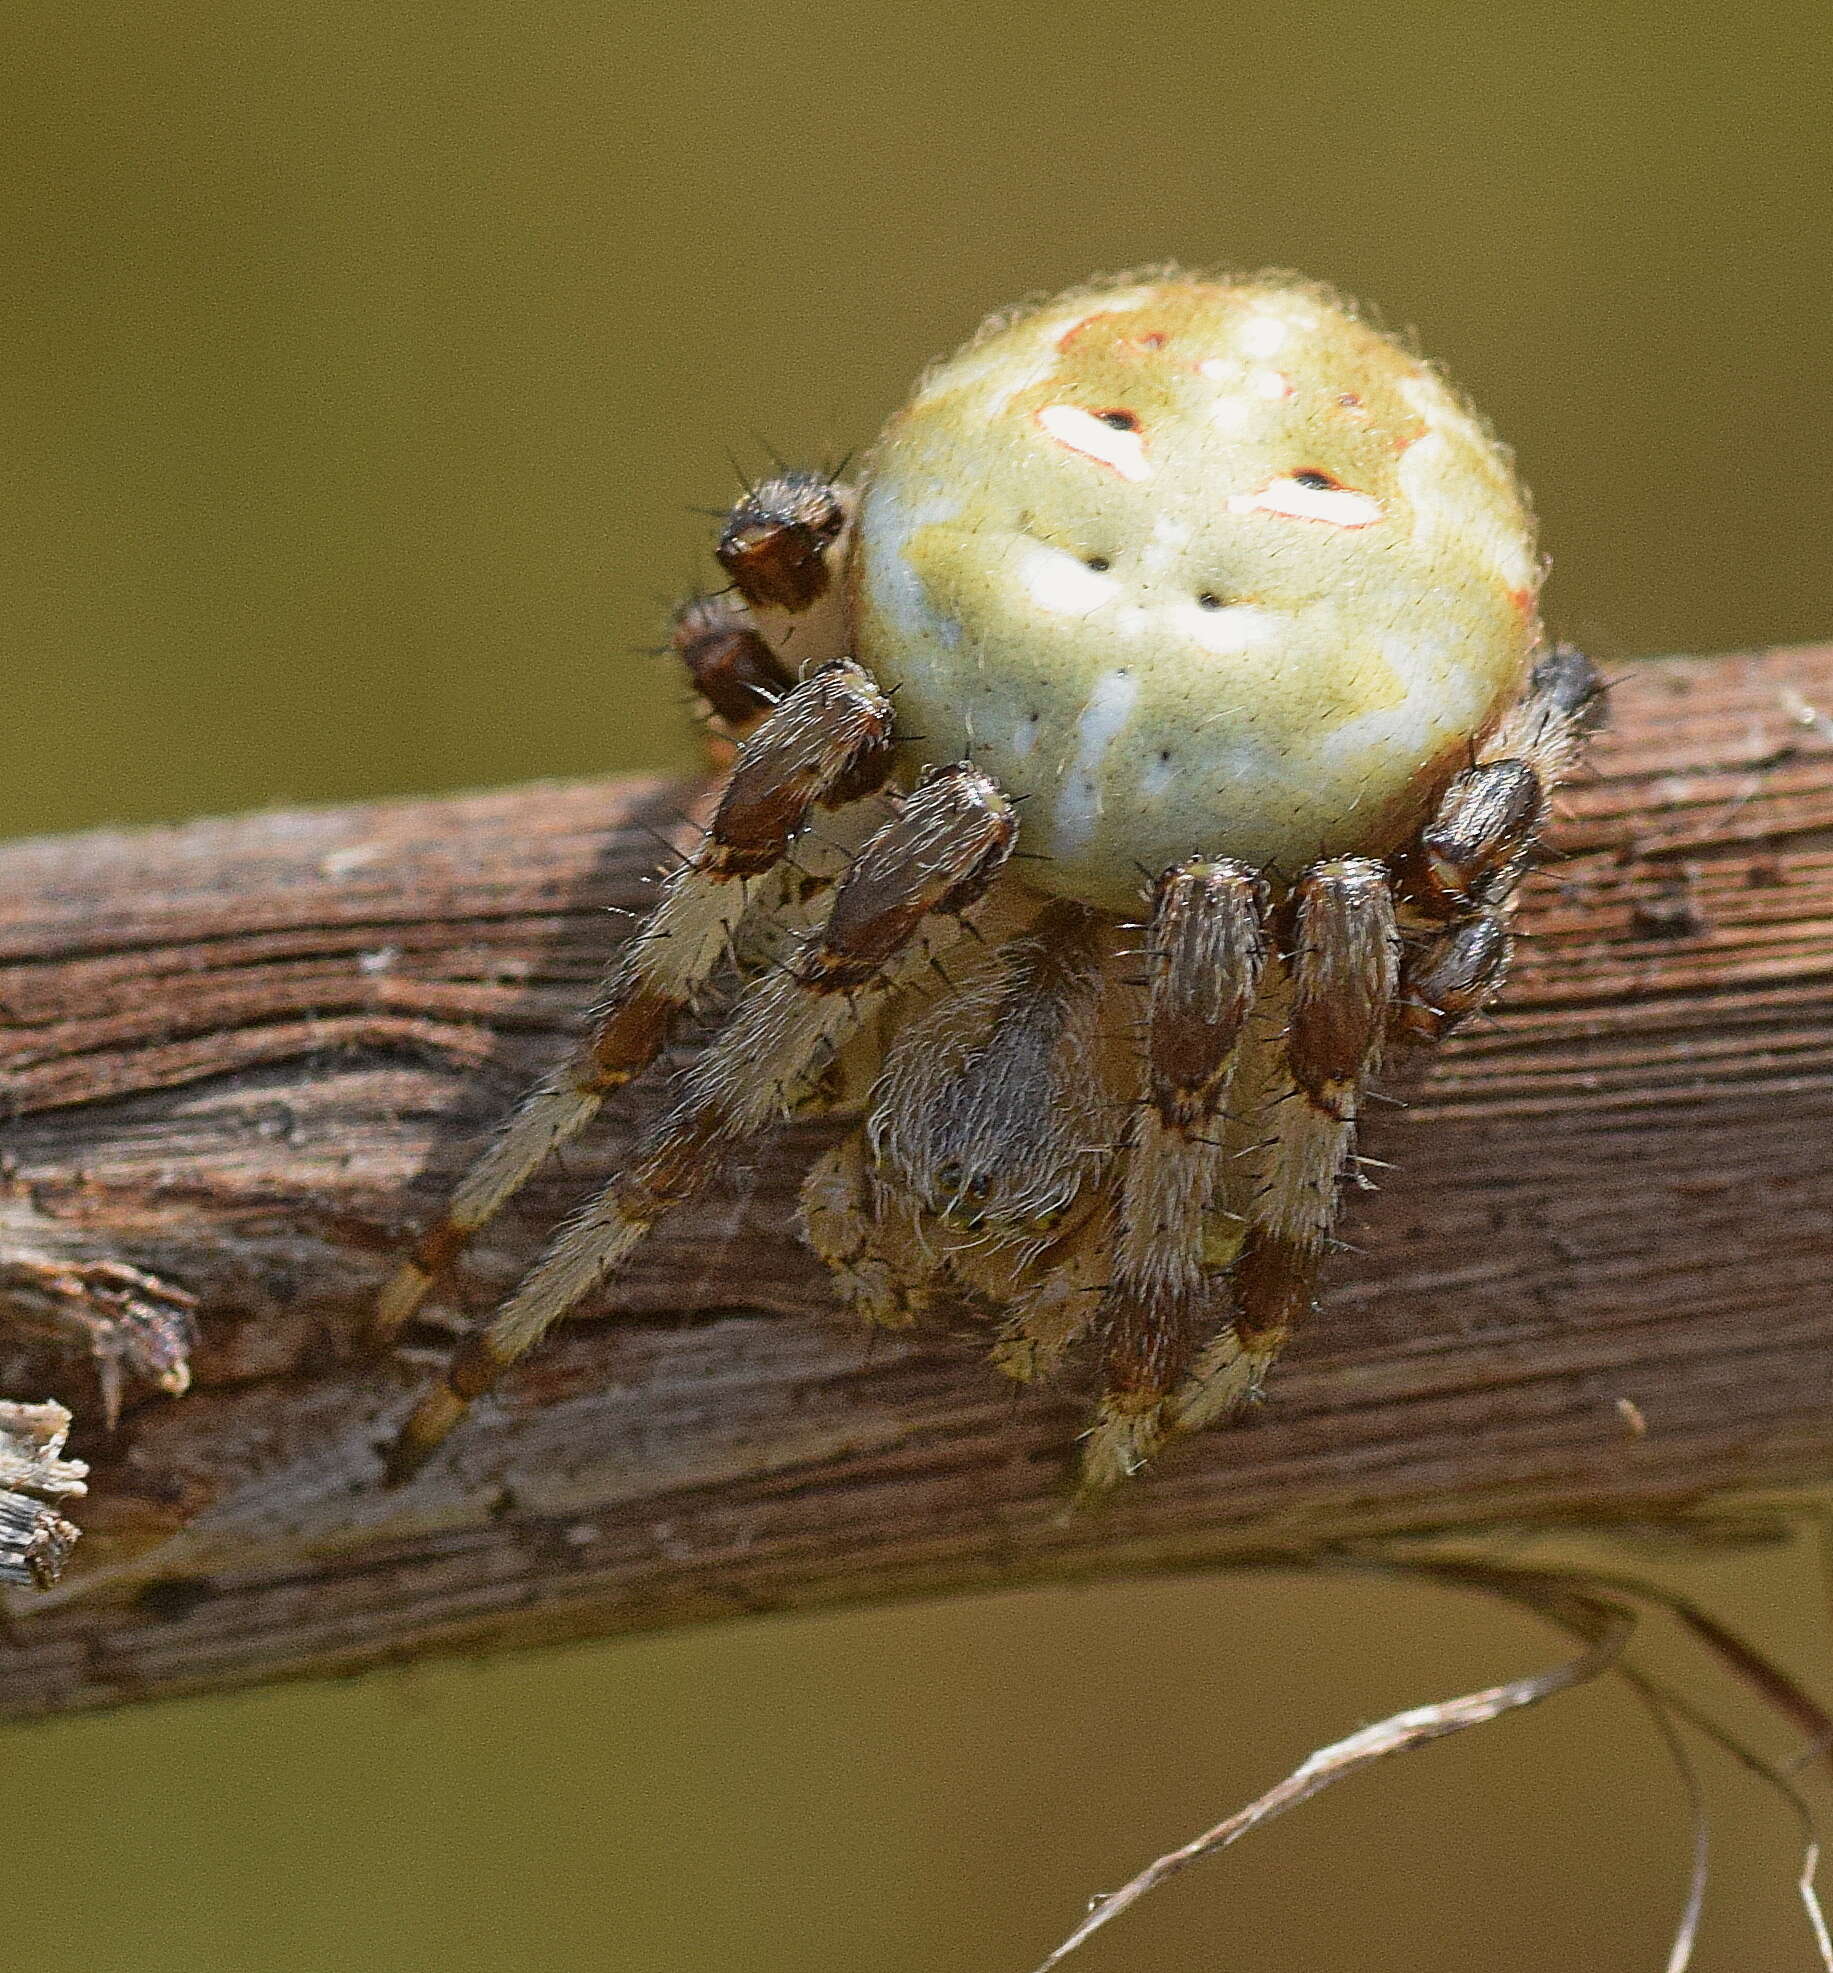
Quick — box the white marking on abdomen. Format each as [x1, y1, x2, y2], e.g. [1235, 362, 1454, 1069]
[1018, 543, 1118, 616]
[1052, 669, 1140, 855]
[1209, 393, 1253, 432]
[1229, 478, 1383, 527]
[1036, 404, 1151, 480]
[1176, 601, 1282, 654]
[1139, 749, 1177, 799]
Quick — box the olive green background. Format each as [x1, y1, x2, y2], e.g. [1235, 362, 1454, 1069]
[3, 4, 1831, 1970]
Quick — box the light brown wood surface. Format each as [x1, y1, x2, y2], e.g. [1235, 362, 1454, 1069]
[2, 645, 1831, 1719]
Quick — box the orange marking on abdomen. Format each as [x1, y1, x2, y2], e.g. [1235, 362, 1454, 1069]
[1056, 311, 1171, 358]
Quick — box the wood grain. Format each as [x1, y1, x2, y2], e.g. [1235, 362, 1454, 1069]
[2, 645, 1831, 1718]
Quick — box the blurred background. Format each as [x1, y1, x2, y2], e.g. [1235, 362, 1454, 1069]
[3, 3, 1831, 1969]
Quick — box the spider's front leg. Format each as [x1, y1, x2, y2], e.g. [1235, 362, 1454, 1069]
[370, 655, 897, 1345]
[384, 761, 1018, 1480]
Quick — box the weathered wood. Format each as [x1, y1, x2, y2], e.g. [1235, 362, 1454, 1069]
[0, 1401, 86, 1589]
[1, 645, 1831, 1717]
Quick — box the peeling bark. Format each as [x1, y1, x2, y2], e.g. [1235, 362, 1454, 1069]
[0, 1402, 87, 1589]
[1, 645, 1831, 1717]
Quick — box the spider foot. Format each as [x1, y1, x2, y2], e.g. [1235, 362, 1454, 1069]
[800, 1141, 933, 1330]
[0, 1240, 198, 1428]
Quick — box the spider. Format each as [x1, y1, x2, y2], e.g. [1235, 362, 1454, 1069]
[373, 272, 1602, 1492]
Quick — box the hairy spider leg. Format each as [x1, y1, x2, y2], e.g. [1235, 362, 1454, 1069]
[870, 899, 1113, 1233]
[985, 1196, 1115, 1384]
[813, 899, 1116, 1334]
[383, 763, 1017, 1479]
[1174, 858, 1398, 1434]
[1392, 645, 1603, 1044]
[1080, 859, 1269, 1491]
[1484, 643, 1606, 789]
[716, 471, 858, 676]
[801, 1132, 940, 1329]
[671, 591, 794, 738]
[370, 658, 896, 1345]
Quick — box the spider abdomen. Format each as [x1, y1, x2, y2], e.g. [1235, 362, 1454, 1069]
[852, 276, 1540, 910]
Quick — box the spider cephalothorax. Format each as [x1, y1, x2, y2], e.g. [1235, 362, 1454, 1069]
[374, 272, 1602, 1490]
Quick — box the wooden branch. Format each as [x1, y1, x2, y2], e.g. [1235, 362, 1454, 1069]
[2, 645, 1832, 1718]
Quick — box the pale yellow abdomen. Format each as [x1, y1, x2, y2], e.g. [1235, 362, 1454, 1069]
[853, 275, 1538, 909]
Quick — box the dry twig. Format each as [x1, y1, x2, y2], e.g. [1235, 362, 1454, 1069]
[1029, 1555, 1833, 1972]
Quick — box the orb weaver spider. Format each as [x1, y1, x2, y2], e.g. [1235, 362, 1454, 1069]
[374, 272, 1602, 1492]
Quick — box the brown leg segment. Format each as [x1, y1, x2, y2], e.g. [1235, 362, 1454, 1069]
[671, 591, 793, 742]
[716, 470, 857, 678]
[1393, 644, 1604, 1046]
[1175, 858, 1397, 1435]
[370, 657, 897, 1345]
[1081, 859, 1268, 1490]
[384, 763, 1018, 1480]
[1391, 907, 1511, 1046]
